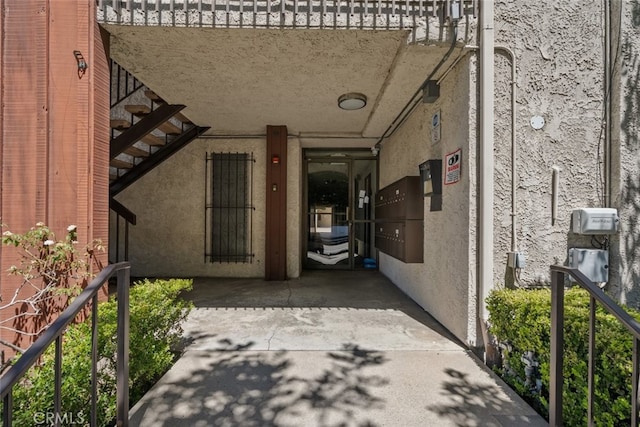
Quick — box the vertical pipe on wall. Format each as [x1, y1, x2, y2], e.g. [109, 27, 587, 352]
[603, 0, 611, 208]
[478, 0, 494, 323]
[552, 166, 560, 226]
[495, 46, 517, 253]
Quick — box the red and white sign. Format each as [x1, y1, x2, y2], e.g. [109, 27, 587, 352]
[444, 148, 462, 185]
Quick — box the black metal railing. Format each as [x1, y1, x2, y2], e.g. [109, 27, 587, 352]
[110, 199, 137, 263]
[550, 265, 640, 426]
[111, 59, 144, 108]
[0, 262, 131, 427]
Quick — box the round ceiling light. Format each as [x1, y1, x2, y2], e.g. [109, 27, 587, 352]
[338, 93, 367, 110]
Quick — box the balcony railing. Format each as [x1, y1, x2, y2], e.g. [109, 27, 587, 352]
[97, 0, 476, 43]
[0, 262, 131, 427]
[550, 265, 640, 426]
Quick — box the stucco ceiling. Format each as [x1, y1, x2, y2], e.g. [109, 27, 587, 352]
[105, 25, 458, 147]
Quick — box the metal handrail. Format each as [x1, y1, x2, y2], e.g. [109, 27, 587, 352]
[550, 265, 640, 426]
[110, 200, 137, 263]
[110, 59, 144, 109]
[1, 262, 131, 427]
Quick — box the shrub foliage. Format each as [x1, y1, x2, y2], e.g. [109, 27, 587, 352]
[5, 278, 193, 427]
[487, 287, 640, 426]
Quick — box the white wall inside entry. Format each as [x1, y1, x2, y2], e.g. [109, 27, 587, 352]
[378, 58, 477, 346]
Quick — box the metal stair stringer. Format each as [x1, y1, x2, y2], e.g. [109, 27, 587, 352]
[110, 103, 185, 159]
[110, 124, 210, 196]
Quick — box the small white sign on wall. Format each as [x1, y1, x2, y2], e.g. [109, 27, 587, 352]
[431, 110, 441, 144]
[444, 148, 462, 185]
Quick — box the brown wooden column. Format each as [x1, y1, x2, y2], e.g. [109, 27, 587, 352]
[265, 125, 288, 280]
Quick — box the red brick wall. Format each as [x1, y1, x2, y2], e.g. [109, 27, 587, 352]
[0, 0, 109, 356]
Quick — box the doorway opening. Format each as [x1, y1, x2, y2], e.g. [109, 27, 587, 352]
[304, 149, 378, 270]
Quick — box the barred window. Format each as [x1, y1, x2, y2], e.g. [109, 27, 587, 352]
[205, 152, 255, 263]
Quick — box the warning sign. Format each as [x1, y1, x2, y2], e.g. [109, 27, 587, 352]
[444, 148, 462, 185]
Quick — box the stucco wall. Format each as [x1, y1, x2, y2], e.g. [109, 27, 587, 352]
[616, 1, 640, 305]
[379, 58, 476, 346]
[378, 0, 624, 345]
[114, 136, 301, 278]
[287, 137, 302, 279]
[491, 0, 606, 286]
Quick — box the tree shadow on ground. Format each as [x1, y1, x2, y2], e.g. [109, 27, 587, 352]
[425, 368, 547, 427]
[129, 340, 388, 427]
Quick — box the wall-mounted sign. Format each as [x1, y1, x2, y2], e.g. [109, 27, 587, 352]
[444, 148, 462, 185]
[431, 110, 441, 144]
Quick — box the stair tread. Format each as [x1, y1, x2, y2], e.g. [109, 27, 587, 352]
[158, 121, 182, 135]
[174, 112, 192, 124]
[110, 119, 131, 130]
[144, 90, 165, 103]
[141, 133, 164, 146]
[124, 145, 150, 157]
[111, 159, 133, 169]
[124, 104, 152, 116]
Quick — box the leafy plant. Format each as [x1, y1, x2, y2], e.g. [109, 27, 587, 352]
[487, 288, 640, 426]
[4, 278, 193, 427]
[1, 222, 104, 354]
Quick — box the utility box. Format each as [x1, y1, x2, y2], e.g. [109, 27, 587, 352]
[568, 248, 609, 283]
[419, 159, 442, 197]
[572, 208, 619, 235]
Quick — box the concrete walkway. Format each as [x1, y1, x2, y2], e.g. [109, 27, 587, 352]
[129, 270, 547, 427]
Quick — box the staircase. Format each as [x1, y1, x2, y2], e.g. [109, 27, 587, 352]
[108, 60, 210, 262]
[109, 70, 210, 196]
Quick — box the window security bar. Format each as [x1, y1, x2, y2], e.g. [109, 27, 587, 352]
[205, 152, 255, 264]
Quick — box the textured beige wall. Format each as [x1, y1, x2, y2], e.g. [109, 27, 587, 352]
[287, 137, 302, 279]
[491, 0, 606, 286]
[379, 0, 625, 345]
[115, 137, 305, 278]
[379, 59, 476, 346]
[614, 2, 640, 305]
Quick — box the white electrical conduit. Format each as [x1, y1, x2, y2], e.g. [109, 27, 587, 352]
[438, 45, 518, 256]
[552, 166, 560, 226]
[479, 0, 494, 326]
[495, 46, 518, 253]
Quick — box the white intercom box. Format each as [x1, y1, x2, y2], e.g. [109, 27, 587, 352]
[572, 208, 619, 235]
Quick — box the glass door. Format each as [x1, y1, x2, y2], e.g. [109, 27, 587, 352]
[305, 152, 377, 270]
[306, 161, 351, 268]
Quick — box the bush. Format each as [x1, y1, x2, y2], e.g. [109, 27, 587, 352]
[5, 278, 193, 427]
[487, 287, 640, 426]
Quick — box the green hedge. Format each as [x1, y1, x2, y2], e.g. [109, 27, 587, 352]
[487, 287, 640, 426]
[4, 278, 193, 427]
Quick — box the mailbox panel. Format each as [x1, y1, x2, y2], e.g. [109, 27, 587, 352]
[375, 176, 423, 220]
[375, 220, 423, 263]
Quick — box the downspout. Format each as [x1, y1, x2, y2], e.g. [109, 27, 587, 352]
[479, 0, 496, 360]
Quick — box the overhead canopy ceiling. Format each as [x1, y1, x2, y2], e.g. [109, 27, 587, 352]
[105, 25, 460, 147]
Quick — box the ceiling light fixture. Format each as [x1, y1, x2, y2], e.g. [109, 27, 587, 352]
[338, 93, 367, 110]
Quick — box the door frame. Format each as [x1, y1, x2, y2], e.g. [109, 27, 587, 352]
[302, 149, 378, 270]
